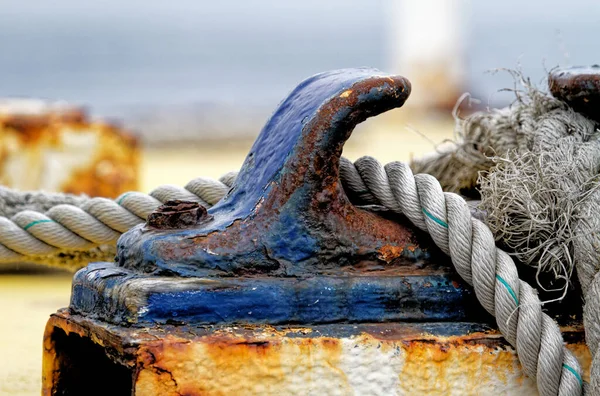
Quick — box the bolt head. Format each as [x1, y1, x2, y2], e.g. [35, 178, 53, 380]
[147, 200, 210, 229]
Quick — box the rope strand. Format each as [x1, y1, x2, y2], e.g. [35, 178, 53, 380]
[0, 176, 236, 263]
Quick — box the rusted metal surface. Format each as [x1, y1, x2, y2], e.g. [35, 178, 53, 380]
[549, 65, 600, 122]
[0, 99, 139, 197]
[70, 69, 471, 328]
[147, 200, 211, 229]
[116, 69, 419, 277]
[43, 310, 591, 396]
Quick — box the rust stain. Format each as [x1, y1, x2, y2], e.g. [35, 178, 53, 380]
[0, 103, 139, 198]
[44, 313, 593, 395]
[378, 245, 404, 263]
[41, 320, 61, 396]
[138, 334, 287, 395]
[339, 90, 352, 98]
[134, 326, 555, 395]
[42, 313, 131, 396]
[397, 337, 522, 394]
[134, 331, 351, 395]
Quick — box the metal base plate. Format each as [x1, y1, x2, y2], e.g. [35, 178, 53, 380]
[43, 310, 591, 396]
[70, 262, 489, 326]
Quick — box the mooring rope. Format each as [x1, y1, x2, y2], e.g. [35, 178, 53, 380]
[0, 172, 238, 262]
[411, 73, 600, 395]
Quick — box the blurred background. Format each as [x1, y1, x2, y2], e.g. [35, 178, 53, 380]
[1, 0, 599, 394]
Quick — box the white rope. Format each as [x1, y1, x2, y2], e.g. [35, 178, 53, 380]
[343, 157, 584, 395]
[0, 174, 236, 263]
[410, 74, 600, 395]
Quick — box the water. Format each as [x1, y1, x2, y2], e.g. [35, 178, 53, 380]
[0, 0, 599, 139]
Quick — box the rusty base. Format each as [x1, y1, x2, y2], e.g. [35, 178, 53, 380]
[43, 310, 591, 396]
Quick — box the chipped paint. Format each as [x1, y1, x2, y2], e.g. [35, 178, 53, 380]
[339, 89, 353, 98]
[70, 262, 486, 326]
[115, 69, 420, 277]
[43, 311, 591, 395]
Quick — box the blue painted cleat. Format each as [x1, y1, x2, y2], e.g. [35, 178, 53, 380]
[68, 68, 489, 326]
[115, 68, 422, 277]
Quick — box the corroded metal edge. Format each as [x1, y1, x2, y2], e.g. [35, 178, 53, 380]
[69, 262, 489, 326]
[43, 310, 591, 395]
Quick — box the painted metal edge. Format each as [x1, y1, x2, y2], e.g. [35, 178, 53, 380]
[69, 262, 490, 326]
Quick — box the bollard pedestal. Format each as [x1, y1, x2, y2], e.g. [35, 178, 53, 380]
[43, 262, 591, 395]
[43, 309, 590, 395]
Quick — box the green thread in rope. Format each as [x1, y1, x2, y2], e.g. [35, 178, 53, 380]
[419, 205, 582, 386]
[422, 208, 448, 228]
[495, 274, 519, 305]
[23, 219, 54, 230]
[117, 192, 132, 205]
[563, 363, 583, 387]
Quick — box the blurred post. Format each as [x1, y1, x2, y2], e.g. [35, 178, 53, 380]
[386, 0, 468, 111]
[0, 99, 139, 198]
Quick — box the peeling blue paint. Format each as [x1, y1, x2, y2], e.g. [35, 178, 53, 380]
[70, 263, 490, 326]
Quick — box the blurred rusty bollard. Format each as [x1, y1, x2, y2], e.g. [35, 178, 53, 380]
[549, 65, 600, 122]
[0, 99, 139, 198]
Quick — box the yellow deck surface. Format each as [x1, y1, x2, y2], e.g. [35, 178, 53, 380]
[0, 114, 453, 395]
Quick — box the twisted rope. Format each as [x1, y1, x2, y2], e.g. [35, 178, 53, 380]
[0, 173, 237, 264]
[341, 156, 584, 396]
[411, 74, 600, 394]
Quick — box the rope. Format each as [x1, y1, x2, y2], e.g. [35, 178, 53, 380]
[410, 72, 600, 394]
[0, 156, 585, 394]
[342, 157, 583, 396]
[0, 174, 236, 265]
